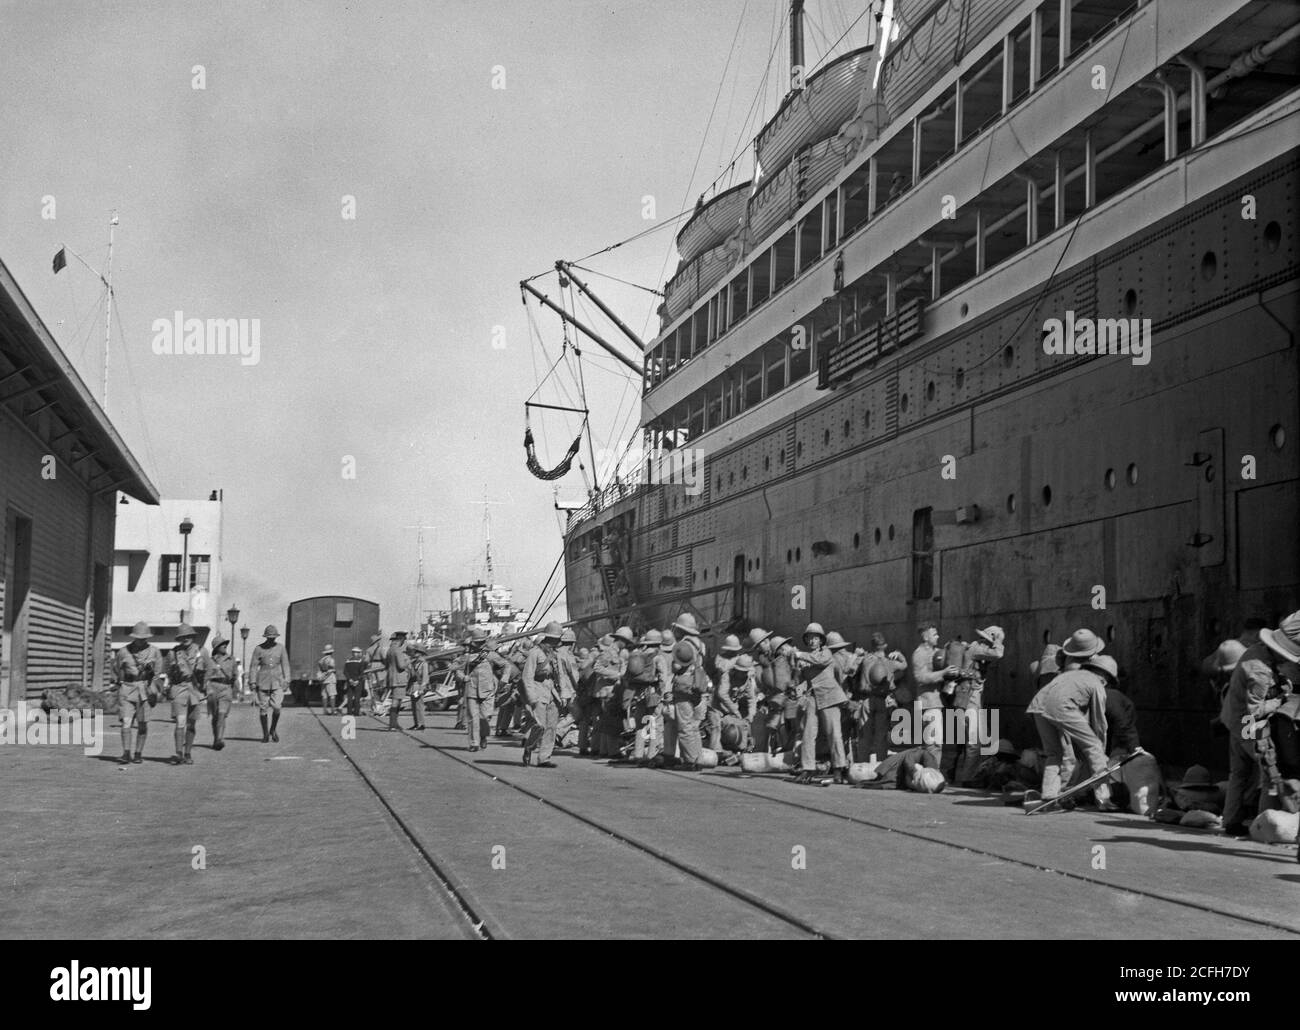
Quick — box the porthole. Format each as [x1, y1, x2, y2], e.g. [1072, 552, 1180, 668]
[1126, 462, 1138, 486]
[1264, 221, 1282, 253]
[702, 568, 707, 581]
[874, 528, 882, 544]
[960, 302, 969, 318]
[888, 524, 895, 541]
[787, 549, 792, 564]
[900, 393, 910, 412]
[779, 449, 785, 464]
[1106, 624, 1116, 642]
[755, 558, 760, 570]
[716, 476, 722, 492]
[1104, 468, 1116, 490]
[926, 381, 936, 402]
[796, 442, 803, 457]
[853, 532, 860, 549]
[1200, 251, 1217, 281]
[1042, 485, 1052, 507]
[1271, 424, 1286, 450]
[1042, 629, 1052, 645]
[823, 428, 830, 445]
[764, 455, 770, 471]
[1007, 493, 1017, 514]
[1123, 288, 1137, 316]
[1003, 345, 1014, 367]
[747, 559, 752, 572]
[741, 466, 748, 481]
[715, 566, 720, 579]
[795, 547, 801, 562]
[864, 410, 871, 428]
[729, 472, 735, 485]
[955, 368, 965, 390]
[843, 419, 850, 438]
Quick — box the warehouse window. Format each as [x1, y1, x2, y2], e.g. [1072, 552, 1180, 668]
[189, 555, 211, 591]
[158, 555, 182, 592]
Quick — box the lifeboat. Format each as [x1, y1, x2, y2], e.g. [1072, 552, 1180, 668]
[662, 240, 735, 323]
[754, 46, 873, 176]
[879, 0, 1022, 122]
[746, 136, 845, 247]
[676, 182, 751, 264]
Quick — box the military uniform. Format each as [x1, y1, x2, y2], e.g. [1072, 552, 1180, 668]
[113, 625, 162, 763]
[662, 647, 705, 768]
[952, 628, 1005, 784]
[407, 646, 428, 729]
[166, 631, 206, 765]
[205, 638, 237, 750]
[249, 626, 291, 742]
[908, 632, 954, 766]
[386, 635, 412, 730]
[362, 633, 386, 715]
[458, 643, 510, 750]
[592, 636, 629, 758]
[343, 650, 365, 716]
[521, 626, 564, 766]
[794, 636, 848, 779]
[317, 649, 338, 714]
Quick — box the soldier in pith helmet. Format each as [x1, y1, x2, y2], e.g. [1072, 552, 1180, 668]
[521, 622, 565, 767]
[205, 635, 237, 750]
[455, 626, 510, 751]
[249, 625, 291, 742]
[113, 621, 162, 764]
[317, 645, 338, 715]
[166, 624, 206, 765]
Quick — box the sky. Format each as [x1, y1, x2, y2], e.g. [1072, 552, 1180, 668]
[0, 0, 874, 634]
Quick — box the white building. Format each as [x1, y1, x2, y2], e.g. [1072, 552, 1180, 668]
[112, 494, 223, 650]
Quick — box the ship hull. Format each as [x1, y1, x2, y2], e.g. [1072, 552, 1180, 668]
[563, 150, 1300, 768]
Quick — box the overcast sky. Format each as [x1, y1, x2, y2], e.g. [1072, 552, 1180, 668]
[0, 0, 872, 633]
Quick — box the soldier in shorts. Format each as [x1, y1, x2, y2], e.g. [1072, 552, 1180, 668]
[166, 624, 206, 765]
[205, 635, 237, 750]
[114, 621, 162, 764]
[249, 624, 290, 742]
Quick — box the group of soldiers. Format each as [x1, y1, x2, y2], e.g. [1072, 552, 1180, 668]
[416, 613, 1009, 784]
[112, 621, 291, 764]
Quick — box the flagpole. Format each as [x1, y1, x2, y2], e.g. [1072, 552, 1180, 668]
[102, 212, 117, 410]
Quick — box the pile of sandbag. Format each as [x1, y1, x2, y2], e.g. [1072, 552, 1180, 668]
[740, 750, 798, 774]
[1249, 809, 1299, 844]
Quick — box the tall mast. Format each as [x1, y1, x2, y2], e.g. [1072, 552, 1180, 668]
[403, 521, 439, 628]
[103, 211, 118, 409]
[790, 1, 805, 85]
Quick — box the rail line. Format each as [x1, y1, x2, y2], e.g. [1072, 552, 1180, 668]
[350, 707, 1299, 939]
[351, 711, 839, 940]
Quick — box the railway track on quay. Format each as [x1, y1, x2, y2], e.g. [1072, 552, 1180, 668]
[312, 709, 1300, 939]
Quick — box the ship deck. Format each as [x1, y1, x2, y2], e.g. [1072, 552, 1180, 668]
[2, 704, 1296, 940]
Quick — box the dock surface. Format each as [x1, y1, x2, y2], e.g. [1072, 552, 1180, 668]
[2, 704, 1297, 940]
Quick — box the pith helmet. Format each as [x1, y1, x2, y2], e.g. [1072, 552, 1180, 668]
[803, 622, 826, 643]
[748, 627, 773, 648]
[826, 631, 849, 650]
[470, 626, 489, 644]
[674, 612, 700, 635]
[1084, 653, 1119, 684]
[176, 624, 196, 639]
[732, 653, 756, 673]
[560, 628, 576, 645]
[370, 633, 383, 644]
[673, 641, 696, 664]
[129, 621, 152, 640]
[770, 635, 790, 652]
[1211, 639, 1247, 675]
[541, 621, 563, 642]
[720, 634, 741, 654]
[1261, 611, 1300, 664]
[641, 628, 663, 646]
[1061, 628, 1103, 659]
[322, 644, 334, 654]
[263, 625, 280, 638]
[911, 766, 946, 793]
[211, 635, 228, 651]
[613, 626, 636, 645]
[976, 625, 1005, 646]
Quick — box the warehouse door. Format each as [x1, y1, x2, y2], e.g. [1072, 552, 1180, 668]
[2, 512, 33, 707]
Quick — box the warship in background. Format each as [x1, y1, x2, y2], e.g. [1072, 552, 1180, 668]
[525, 0, 1300, 765]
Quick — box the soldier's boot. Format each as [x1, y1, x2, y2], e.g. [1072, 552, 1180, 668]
[269, 711, 281, 742]
[174, 724, 187, 764]
[120, 725, 134, 763]
[184, 726, 196, 764]
[260, 714, 270, 743]
[832, 767, 850, 785]
[132, 726, 146, 762]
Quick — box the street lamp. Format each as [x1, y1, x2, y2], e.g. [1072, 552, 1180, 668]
[239, 624, 250, 666]
[179, 515, 194, 625]
[227, 604, 240, 650]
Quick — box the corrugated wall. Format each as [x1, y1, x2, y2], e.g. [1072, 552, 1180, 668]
[0, 403, 104, 698]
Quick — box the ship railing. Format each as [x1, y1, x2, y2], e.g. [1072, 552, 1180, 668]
[566, 475, 646, 531]
[819, 296, 926, 389]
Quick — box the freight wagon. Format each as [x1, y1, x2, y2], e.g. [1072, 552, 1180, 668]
[284, 595, 380, 705]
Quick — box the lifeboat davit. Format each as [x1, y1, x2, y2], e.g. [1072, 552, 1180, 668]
[754, 46, 873, 177]
[676, 182, 751, 265]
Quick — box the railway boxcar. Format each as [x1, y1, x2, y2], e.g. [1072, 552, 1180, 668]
[284, 595, 380, 705]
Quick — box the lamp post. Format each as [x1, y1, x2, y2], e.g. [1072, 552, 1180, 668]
[227, 604, 240, 650]
[179, 515, 194, 626]
[239, 625, 250, 668]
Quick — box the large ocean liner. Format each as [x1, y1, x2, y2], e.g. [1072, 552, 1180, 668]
[537, 0, 1300, 763]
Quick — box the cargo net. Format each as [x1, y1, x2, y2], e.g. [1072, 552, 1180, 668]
[524, 426, 582, 481]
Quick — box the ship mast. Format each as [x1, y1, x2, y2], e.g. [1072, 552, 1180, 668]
[402, 520, 439, 629]
[790, 0, 805, 87]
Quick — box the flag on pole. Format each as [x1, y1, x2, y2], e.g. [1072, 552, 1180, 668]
[52, 247, 66, 274]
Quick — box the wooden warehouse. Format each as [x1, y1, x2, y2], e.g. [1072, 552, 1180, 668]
[0, 256, 158, 705]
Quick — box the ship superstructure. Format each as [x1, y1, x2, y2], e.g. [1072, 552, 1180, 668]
[548, 0, 1300, 764]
